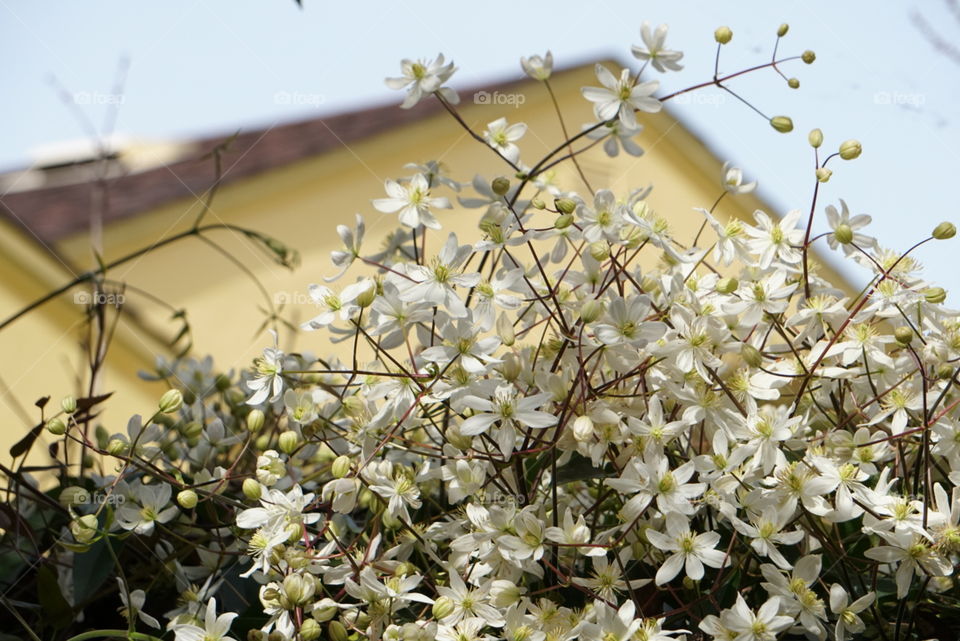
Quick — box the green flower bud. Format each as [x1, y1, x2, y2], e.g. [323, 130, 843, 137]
[833, 224, 854, 245]
[816, 168, 832, 183]
[716, 277, 739, 294]
[158, 389, 183, 414]
[59, 486, 90, 508]
[246, 409, 265, 432]
[893, 326, 914, 346]
[770, 116, 794, 133]
[579, 299, 605, 324]
[45, 418, 66, 436]
[787, 77, 800, 89]
[61, 396, 77, 414]
[243, 478, 263, 500]
[808, 128, 823, 148]
[933, 222, 956, 240]
[491, 177, 510, 196]
[331, 455, 351, 479]
[299, 619, 322, 641]
[777, 23, 789, 37]
[714, 26, 733, 44]
[177, 489, 198, 509]
[278, 430, 300, 455]
[215, 374, 232, 391]
[247, 630, 265, 641]
[268, 633, 286, 641]
[555, 213, 574, 229]
[254, 434, 271, 451]
[531, 197, 546, 210]
[106, 438, 128, 456]
[328, 621, 349, 641]
[802, 50, 816, 64]
[938, 363, 956, 380]
[742, 344, 763, 368]
[433, 595, 457, 620]
[839, 139, 862, 160]
[589, 241, 610, 261]
[925, 287, 947, 305]
[555, 198, 576, 214]
[70, 514, 99, 544]
[498, 353, 521, 383]
[183, 421, 204, 439]
[313, 599, 339, 622]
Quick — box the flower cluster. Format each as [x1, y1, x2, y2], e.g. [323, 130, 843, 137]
[28, 20, 960, 641]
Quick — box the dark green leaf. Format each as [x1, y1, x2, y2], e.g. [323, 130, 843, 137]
[37, 565, 72, 629]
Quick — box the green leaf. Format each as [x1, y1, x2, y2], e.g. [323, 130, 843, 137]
[37, 565, 72, 629]
[73, 536, 119, 605]
[556, 453, 611, 484]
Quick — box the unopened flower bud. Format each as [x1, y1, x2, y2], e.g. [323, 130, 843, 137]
[714, 26, 733, 44]
[894, 326, 914, 346]
[808, 128, 823, 148]
[268, 633, 285, 641]
[497, 313, 516, 346]
[787, 77, 799, 89]
[555, 198, 576, 214]
[816, 168, 832, 183]
[839, 139, 862, 160]
[282, 573, 316, 605]
[278, 430, 300, 454]
[579, 299, 604, 324]
[246, 409, 265, 432]
[60, 486, 90, 508]
[833, 224, 854, 245]
[555, 213, 574, 229]
[770, 116, 794, 133]
[71, 514, 99, 544]
[925, 287, 947, 304]
[61, 396, 77, 414]
[106, 438, 128, 456]
[777, 23, 789, 37]
[328, 621, 349, 641]
[314, 599, 339, 622]
[802, 50, 816, 64]
[433, 595, 456, 620]
[331, 455, 351, 479]
[356, 284, 377, 308]
[46, 418, 66, 436]
[247, 630, 265, 641]
[243, 478, 263, 500]
[938, 363, 956, 380]
[531, 197, 546, 210]
[183, 421, 204, 439]
[215, 374, 231, 391]
[158, 389, 183, 414]
[742, 344, 763, 368]
[716, 277, 738, 294]
[499, 353, 521, 382]
[572, 415, 594, 442]
[933, 222, 956, 240]
[177, 489, 198, 509]
[491, 177, 510, 196]
[299, 619, 322, 641]
[589, 241, 610, 261]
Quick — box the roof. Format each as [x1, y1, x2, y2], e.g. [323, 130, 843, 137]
[0, 71, 537, 245]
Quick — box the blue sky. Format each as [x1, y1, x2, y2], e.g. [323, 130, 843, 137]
[3, 0, 959, 293]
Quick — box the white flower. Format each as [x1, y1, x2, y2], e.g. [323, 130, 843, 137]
[744, 209, 805, 269]
[172, 598, 237, 641]
[483, 117, 527, 164]
[236, 483, 321, 531]
[630, 22, 684, 72]
[326, 213, 365, 281]
[116, 482, 178, 535]
[373, 173, 452, 230]
[396, 233, 479, 317]
[717, 595, 793, 641]
[459, 384, 555, 457]
[825, 198, 875, 253]
[829, 585, 875, 641]
[585, 119, 644, 157]
[520, 51, 553, 80]
[646, 512, 727, 585]
[246, 330, 284, 405]
[721, 161, 757, 194]
[385, 53, 458, 109]
[117, 578, 160, 629]
[864, 529, 953, 598]
[581, 64, 661, 129]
